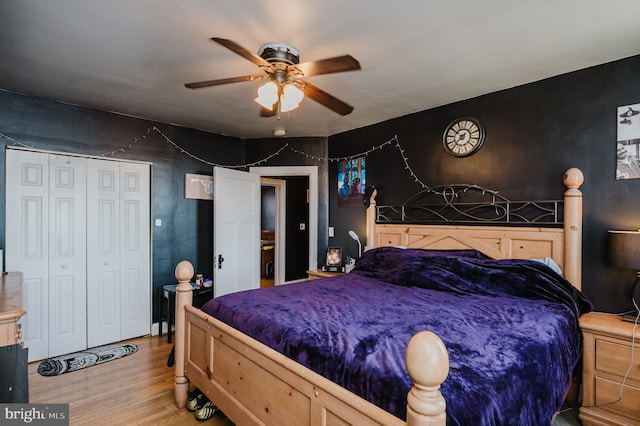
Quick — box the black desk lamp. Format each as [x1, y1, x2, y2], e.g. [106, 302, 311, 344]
[608, 230, 640, 322]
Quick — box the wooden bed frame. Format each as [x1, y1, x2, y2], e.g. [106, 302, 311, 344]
[173, 167, 584, 425]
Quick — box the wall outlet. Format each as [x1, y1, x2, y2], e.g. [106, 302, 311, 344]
[299, 223, 306, 231]
[154, 218, 162, 227]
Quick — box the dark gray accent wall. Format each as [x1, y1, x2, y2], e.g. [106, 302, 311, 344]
[329, 55, 640, 314]
[3, 54, 639, 318]
[0, 90, 244, 322]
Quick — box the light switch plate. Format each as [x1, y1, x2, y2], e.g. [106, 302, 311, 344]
[328, 227, 334, 237]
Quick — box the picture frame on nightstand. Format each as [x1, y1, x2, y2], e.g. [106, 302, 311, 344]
[322, 247, 345, 272]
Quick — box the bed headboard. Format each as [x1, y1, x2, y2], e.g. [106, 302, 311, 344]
[365, 168, 584, 290]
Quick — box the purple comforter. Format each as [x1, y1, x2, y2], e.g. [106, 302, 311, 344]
[202, 247, 592, 425]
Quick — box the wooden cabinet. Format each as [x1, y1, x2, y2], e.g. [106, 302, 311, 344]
[579, 312, 640, 425]
[306, 269, 344, 280]
[0, 272, 26, 347]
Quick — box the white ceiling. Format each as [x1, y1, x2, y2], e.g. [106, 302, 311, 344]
[1, 0, 639, 139]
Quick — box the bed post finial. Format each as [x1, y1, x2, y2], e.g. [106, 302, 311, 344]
[563, 168, 584, 291]
[563, 168, 584, 191]
[174, 260, 194, 408]
[365, 188, 378, 250]
[405, 331, 449, 426]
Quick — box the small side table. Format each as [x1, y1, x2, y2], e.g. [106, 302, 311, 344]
[158, 283, 213, 343]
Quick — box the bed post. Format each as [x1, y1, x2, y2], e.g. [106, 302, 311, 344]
[562, 168, 584, 291]
[365, 188, 378, 249]
[405, 331, 449, 426]
[174, 260, 194, 408]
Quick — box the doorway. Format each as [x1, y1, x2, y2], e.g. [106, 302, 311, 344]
[251, 166, 319, 284]
[260, 178, 284, 287]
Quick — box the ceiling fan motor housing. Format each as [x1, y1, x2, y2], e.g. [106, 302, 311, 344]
[259, 43, 300, 65]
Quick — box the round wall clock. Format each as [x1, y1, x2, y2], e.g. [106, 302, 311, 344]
[442, 117, 485, 157]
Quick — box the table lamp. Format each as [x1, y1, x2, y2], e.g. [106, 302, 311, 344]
[348, 230, 362, 258]
[608, 230, 640, 322]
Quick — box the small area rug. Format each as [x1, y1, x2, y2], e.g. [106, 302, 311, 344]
[37, 343, 138, 376]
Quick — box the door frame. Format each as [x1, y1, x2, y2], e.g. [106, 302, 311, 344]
[250, 166, 318, 279]
[260, 178, 286, 286]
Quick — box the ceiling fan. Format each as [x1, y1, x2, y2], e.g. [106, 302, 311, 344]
[185, 38, 361, 116]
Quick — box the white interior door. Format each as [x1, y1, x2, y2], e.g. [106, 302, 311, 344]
[87, 158, 121, 347]
[214, 167, 260, 297]
[47, 154, 87, 357]
[6, 150, 50, 361]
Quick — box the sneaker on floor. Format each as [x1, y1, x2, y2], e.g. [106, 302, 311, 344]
[187, 389, 205, 412]
[195, 400, 217, 421]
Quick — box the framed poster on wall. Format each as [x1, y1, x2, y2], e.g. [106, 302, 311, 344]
[338, 156, 366, 207]
[616, 103, 640, 180]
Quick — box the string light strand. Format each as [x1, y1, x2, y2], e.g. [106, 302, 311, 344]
[3, 127, 444, 193]
[0, 132, 33, 148]
[153, 126, 289, 169]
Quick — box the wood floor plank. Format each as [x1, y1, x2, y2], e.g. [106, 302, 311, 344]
[28, 335, 234, 426]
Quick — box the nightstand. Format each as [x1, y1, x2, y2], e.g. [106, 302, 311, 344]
[307, 269, 344, 280]
[579, 312, 640, 425]
[158, 283, 213, 343]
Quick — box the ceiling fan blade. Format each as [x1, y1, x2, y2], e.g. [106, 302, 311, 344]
[185, 75, 264, 89]
[295, 55, 361, 77]
[303, 81, 354, 116]
[211, 37, 272, 68]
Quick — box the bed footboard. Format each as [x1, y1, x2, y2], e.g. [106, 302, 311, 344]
[173, 261, 449, 426]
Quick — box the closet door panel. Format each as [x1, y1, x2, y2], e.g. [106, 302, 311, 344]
[87, 159, 121, 347]
[6, 150, 50, 361]
[120, 163, 151, 339]
[48, 155, 87, 357]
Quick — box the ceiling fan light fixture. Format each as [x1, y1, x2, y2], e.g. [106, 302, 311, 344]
[280, 83, 304, 112]
[255, 81, 278, 110]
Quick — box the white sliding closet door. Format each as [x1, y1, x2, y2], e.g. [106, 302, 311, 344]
[6, 150, 51, 361]
[7, 149, 151, 361]
[87, 160, 151, 345]
[87, 159, 121, 346]
[118, 162, 151, 340]
[48, 154, 87, 357]
[6, 151, 87, 360]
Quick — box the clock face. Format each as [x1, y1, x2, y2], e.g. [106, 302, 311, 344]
[443, 118, 485, 157]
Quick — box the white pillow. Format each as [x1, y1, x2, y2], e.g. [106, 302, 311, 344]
[532, 257, 563, 276]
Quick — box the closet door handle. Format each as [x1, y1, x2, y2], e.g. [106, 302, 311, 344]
[61, 264, 68, 269]
[217, 254, 224, 269]
[104, 261, 110, 266]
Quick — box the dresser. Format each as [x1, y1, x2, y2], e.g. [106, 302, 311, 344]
[579, 312, 640, 425]
[0, 272, 26, 347]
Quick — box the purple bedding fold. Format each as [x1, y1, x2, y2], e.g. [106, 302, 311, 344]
[202, 247, 592, 425]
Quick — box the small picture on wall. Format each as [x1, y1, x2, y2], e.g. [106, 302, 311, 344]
[338, 156, 366, 207]
[185, 173, 214, 199]
[616, 103, 640, 180]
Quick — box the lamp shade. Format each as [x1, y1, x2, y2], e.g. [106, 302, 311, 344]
[255, 81, 278, 110]
[608, 230, 640, 270]
[280, 84, 304, 112]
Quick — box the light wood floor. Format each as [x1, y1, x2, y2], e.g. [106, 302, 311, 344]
[28, 335, 235, 425]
